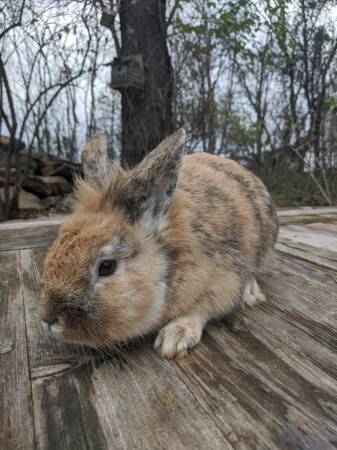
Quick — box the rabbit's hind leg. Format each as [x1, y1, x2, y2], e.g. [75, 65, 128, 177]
[242, 278, 266, 307]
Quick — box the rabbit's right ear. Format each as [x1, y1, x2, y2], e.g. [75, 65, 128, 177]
[81, 133, 112, 189]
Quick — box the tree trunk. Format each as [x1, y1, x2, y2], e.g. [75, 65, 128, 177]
[119, 0, 173, 168]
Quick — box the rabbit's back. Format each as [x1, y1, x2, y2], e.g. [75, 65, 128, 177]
[177, 153, 278, 274]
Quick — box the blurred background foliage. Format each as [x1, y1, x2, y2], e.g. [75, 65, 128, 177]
[1, 0, 337, 219]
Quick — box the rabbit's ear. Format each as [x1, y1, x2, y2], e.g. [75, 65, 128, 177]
[111, 129, 186, 232]
[82, 133, 112, 189]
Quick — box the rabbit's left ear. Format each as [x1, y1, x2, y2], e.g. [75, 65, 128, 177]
[82, 133, 113, 189]
[107, 129, 186, 231]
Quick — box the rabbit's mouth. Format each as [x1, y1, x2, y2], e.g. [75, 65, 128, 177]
[48, 320, 94, 347]
[50, 320, 64, 336]
[44, 313, 113, 348]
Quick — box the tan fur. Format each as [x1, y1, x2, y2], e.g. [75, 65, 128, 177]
[40, 210, 168, 345]
[40, 131, 278, 357]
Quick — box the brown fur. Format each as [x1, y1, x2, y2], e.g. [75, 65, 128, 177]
[40, 130, 278, 357]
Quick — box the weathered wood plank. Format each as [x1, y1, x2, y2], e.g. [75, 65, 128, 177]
[171, 333, 337, 450]
[4, 208, 337, 450]
[277, 221, 337, 272]
[168, 256, 337, 449]
[0, 217, 66, 230]
[262, 252, 337, 328]
[276, 240, 337, 272]
[305, 221, 337, 236]
[0, 251, 35, 450]
[280, 225, 337, 252]
[278, 207, 337, 226]
[32, 347, 233, 450]
[0, 224, 59, 251]
[0, 216, 66, 251]
[161, 247, 337, 450]
[278, 207, 337, 217]
[22, 247, 233, 450]
[207, 323, 337, 450]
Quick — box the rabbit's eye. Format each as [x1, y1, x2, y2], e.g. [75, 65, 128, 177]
[98, 259, 117, 277]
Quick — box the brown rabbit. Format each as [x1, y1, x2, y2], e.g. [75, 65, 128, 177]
[39, 129, 278, 358]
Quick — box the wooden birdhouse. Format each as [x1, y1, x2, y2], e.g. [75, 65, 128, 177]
[110, 55, 144, 91]
[100, 9, 115, 29]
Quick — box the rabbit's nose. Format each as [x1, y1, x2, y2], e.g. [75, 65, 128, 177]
[42, 317, 58, 326]
[42, 317, 64, 336]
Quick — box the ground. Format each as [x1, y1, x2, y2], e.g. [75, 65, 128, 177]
[1, 207, 337, 450]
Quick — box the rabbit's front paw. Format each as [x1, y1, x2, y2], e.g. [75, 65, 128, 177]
[154, 316, 203, 359]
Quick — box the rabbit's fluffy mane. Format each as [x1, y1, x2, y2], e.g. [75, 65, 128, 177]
[72, 165, 126, 214]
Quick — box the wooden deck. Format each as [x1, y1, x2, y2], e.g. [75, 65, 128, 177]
[1, 207, 337, 450]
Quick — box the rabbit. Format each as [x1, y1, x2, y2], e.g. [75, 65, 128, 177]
[39, 129, 278, 358]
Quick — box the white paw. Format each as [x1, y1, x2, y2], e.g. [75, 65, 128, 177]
[154, 316, 203, 359]
[243, 278, 266, 307]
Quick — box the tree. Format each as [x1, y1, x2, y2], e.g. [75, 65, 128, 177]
[0, 0, 104, 219]
[108, 0, 174, 168]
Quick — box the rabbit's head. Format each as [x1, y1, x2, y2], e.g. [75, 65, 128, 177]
[39, 130, 186, 347]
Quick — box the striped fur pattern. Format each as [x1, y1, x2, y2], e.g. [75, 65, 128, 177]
[40, 130, 278, 358]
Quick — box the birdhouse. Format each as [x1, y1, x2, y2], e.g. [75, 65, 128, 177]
[110, 55, 144, 91]
[100, 9, 114, 29]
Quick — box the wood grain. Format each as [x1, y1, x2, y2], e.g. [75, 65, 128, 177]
[0, 251, 35, 450]
[278, 207, 337, 225]
[0, 224, 59, 251]
[168, 250, 337, 450]
[1, 206, 337, 449]
[23, 247, 232, 450]
[33, 346, 234, 450]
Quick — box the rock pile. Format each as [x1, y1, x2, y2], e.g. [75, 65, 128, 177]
[0, 136, 81, 218]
